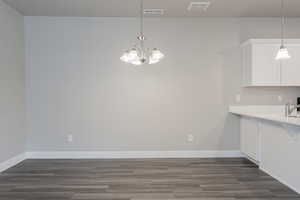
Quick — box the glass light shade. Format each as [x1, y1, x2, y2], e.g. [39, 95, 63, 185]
[131, 58, 143, 66]
[121, 48, 164, 65]
[151, 48, 164, 60]
[149, 57, 160, 64]
[120, 49, 140, 64]
[148, 48, 164, 64]
[120, 51, 131, 63]
[128, 49, 139, 60]
[276, 46, 291, 60]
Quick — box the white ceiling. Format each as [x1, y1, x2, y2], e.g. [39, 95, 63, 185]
[3, 0, 300, 17]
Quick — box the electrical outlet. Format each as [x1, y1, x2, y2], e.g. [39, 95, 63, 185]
[235, 94, 241, 103]
[278, 95, 283, 102]
[67, 134, 73, 143]
[187, 134, 194, 142]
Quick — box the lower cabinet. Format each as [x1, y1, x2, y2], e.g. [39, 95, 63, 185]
[259, 122, 300, 193]
[240, 117, 260, 163]
[240, 117, 300, 193]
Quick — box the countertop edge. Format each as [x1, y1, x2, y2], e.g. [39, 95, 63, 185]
[229, 106, 300, 127]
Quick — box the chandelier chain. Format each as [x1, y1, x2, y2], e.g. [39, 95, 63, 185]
[281, 0, 285, 46]
[140, 0, 144, 37]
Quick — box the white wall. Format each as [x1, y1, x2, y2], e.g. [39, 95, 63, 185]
[25, 17, 300, 152]
[0, 0, 26, 163]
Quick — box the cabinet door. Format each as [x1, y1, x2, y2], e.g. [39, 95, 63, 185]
[252, 44, 281, 86]
[260, 122, 300, 192]
[240, 117, 260, 162]
[281, 44, 300, 86]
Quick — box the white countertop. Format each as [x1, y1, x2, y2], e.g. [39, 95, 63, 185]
[229, 105, 300, 127]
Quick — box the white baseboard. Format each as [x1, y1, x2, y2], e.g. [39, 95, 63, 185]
[260, 167, 300, 194]
[0, 153, 26, 173]
[242, 153, 260, 165]
[26, 150, 243, 159]
[0, 151, 243, 172]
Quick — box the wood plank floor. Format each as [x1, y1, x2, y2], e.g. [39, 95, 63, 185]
[0, 158, 299, 200]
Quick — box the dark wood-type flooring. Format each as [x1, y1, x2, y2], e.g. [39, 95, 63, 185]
[0, 158, 299, 200]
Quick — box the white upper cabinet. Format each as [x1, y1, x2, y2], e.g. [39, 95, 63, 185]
[281, 44, 300, 86]
[241, 39, 300, 87]
[251, 44, 281, 85]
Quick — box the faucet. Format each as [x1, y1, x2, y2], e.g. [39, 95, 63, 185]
[285, 103, 300, 117]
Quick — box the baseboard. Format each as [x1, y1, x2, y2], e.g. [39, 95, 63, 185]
[242, 153, 260, 165]
[26, 150, 243, 159]
[0, 153, 26, 173]
[0, 151, 243, 172]
[260, 166, 300, 194]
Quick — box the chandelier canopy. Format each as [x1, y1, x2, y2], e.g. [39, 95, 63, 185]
[120, 0, 164, 66]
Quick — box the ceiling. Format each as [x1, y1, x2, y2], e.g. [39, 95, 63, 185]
[3, 0, 300, 17]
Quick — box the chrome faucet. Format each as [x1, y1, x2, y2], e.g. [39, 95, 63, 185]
[285, 103, 300, 117]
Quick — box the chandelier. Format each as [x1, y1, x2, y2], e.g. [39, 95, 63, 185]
[120, 0, 164, 66]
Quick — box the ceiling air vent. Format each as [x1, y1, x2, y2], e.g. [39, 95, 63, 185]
[144, 9, 164, 16]
[188, 1, 211, 11]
